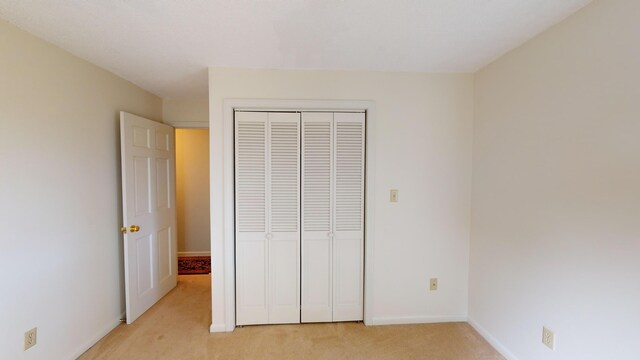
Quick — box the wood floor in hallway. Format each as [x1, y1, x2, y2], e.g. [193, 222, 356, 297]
[79, 275, 504, 360]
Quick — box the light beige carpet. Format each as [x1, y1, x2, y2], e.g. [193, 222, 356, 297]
[80, 275, 503, 360]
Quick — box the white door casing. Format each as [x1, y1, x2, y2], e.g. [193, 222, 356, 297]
[120, 112, 177, 324]
[235, 111, 300, 325]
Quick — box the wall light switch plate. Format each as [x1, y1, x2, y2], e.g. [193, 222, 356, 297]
[542, 327, 555, 350]
[390, 189, 399, 202]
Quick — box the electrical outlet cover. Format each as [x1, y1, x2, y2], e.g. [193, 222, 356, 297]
[429, 278, 438, 291]
[542, 327, 555, 350]
[24, 327, 37, 351]
[390, 189, 399, 202]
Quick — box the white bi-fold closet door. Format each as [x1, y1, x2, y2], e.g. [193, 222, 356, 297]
[235, 110, 365, 326]
[235, 111, 301, 325]
[301, 112, 365, 323]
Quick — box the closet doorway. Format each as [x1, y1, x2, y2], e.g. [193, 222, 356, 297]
[217, 99, 376, 332]
[175, 129, 211, 274]
[234, 110, 366, 326]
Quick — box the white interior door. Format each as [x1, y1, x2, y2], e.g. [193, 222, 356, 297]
[235, 111, 301, 325]
[301, 112, 365, 323]
[332, 112, 365, 321]
[120, 111, 177, 324]
[267, 113, 301, 323]
[301, 112, 334, 323]
[235, 112, 269, 325]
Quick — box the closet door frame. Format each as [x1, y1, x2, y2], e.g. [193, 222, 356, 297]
[218, 99, 376, 332]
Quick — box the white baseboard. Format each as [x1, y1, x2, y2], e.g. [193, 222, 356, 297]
[370, 315, 468, 326]
[210, 323, 231, 333]
[468, 317, 520, 360]
[178, 251, 211, 257]
[67, 313, 124, 360]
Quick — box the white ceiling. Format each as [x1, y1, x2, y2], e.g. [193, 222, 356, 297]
[0, 0, 592, 98]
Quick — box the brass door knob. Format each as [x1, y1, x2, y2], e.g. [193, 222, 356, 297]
[129, 225, 141, 233]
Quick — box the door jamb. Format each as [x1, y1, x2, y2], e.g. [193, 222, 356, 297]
[173, 123, 210, 261]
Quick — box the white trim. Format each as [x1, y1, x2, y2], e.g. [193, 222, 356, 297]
[234, 108, 366, 113]
[371, 315, 468, 326]
[67, 315, 123, 359]
[210, 323, 227, 332]
[468, 318, 520, 360]
[215, 99, 376, 332]
[225, 99, 374, 112]
[166, 120, 209, 129]
[177, 251, 211, 257]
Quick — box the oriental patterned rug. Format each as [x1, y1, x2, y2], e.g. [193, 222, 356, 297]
[178, 256, 211, 275]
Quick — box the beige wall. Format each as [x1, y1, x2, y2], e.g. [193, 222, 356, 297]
[209, 68, 475, 329]
[163, 98, 209, 127]
[0, 19, 162, 359]
[176, 129, 211, 255]
[470, 0, 640, 359]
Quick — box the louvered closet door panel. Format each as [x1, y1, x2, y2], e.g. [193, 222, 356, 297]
[235, 112, 269, 325]
[301, 112, 334, 323]
[332, 112, 365, 322]
[267, 113, 301, 324]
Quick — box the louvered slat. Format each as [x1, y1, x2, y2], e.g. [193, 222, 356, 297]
[270, 120, 299, 232]
[334, 120, 364, 232]
[303, 120, 332, 232]
[236, 119, 266, 233]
